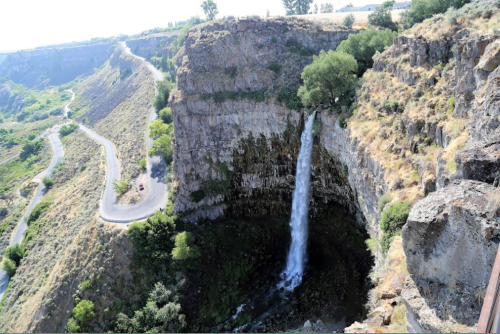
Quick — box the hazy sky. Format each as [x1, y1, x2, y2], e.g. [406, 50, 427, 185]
[1, 0, 380, 52]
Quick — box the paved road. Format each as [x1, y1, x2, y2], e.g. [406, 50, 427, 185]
[0, 153, 20, 166]
[63, 89, 75, 117]
[0, 129, 64, 300]
[78, 42, 168, 222]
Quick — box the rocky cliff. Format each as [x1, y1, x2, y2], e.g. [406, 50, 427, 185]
[126, 31, 180, 60]
[0, 43, 114, 88]
[170, 2, 500, 332]
[171, 16, 355, 222]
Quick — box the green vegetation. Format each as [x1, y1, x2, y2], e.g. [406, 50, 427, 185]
[203, 158, 233, 197]
[42, 176, 55, 189]
[282, 0, 313, 15]
[172, 232, 200, 260]
[285, 37, 312, 56]
[380, 201, 411, 253]
[342, 14, 355, 28]
[80, 280, 92, 292]
[59, 123, 79, 137]
[112, 179, 129, 197]
[201, 0, 219, 21]
[149, 119, 170, 138]
[153, 80, 171, 112]
[2, 258, 16, 276]
[377, 193, 392, 211]
[368, 0, 397, 30]
[137, 158, 147, 170]
[67, 300, 95, 332]
[320, 3, 334, 13]
[277, 87, 304, 111]
[159, 107, 172, 124]
[400, 0, 470, 29]
[149, 134, 173, 165]
[337, 28, 396, 76]
[4, 244, 25, 266]
[200, 89, 266, 104]
[298, 50, 358, 108]
[23, 200, 52, 248]
[20, 139, 43, 161]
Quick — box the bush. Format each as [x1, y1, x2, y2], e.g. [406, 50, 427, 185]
[380, 201, 411, 253]
[298, 50, 358, 108]
[342, 14, 355, 28]
[80, 280, 91, 292]
[368, 0, 397, 30]
[159, 107, 173, 124]
[267, 62, 282, 74]
[73, 300, 95, 324]
[153, 80, 171, 112]
[2, 258, 16, 276]
[149, 134, 173, 165]
[4, 244, 25, 266]
[59, 123, 78, 137]
[42, 176, 55, 189]
[377, 193, 392, 211]
[66, 317, 81, 333]
[337, 28, 396, 76]
[27, 200, 52, 225]
[113, 179, 129, 197]
[137, 158, 147, 170]
[277, 87, 304, 111]
[172, 232, 200, 260]
[20, 139, 44, 161]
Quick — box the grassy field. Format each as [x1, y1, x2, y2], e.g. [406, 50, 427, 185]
[295, 9, 406, 27]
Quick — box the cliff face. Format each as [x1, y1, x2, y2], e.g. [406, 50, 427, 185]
[171, 2, 500, 332]
[126, 31, 180, 60]
[0, 44, 114, 88]
[171, 17, 355, 222]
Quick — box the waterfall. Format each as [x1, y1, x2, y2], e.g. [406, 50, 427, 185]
[279, 111, 316, 291]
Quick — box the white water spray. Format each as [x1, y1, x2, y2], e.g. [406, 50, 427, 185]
[279, 111, 316, 291]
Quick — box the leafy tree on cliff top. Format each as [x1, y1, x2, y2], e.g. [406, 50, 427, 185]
[336, 28, 396, 76]
[400, 0, 470, 29]
[320, 3, 334, 13]
[201, 0, 219, 21]
[297, 50, 358, 108]
[283, 0, 314, 15]
[368, 0, 397, 30]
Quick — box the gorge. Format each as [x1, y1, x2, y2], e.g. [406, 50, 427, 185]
[0, 0, 499, 332]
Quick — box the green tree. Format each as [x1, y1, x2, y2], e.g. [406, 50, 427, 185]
[380, 201, 411, 253]
[201, 0, 219, 21]
[149, 120, 170, 138]
[297, 50, 358, 107]
[66, 317, 81, 333]
[73, 300, 95, 324]
[153, 80, 171, 112]
[137, 158, 147, 170]
[172, 232, 200, 260]
[159, 107, 173, 124]
[336, 28, 396, 76]
[282, 0, 313, 15]
[368, 0, 397, 30]
[5, 243, 25, 266]
[20, 139, 43, 161]
[342, 13, 355, 27]
[400, 0, 470, 29]
[42, 176, 55, 189]
[59, 123, 79, 137]
[149, 134, 173, 165]
[112, 179, 129, 196]
[320, 3, 334, 13]
[2, 258, 16, 276]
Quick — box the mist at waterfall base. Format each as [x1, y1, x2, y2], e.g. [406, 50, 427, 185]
[278, 111, 316, 291]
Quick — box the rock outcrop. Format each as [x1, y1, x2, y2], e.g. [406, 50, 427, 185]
[126, 31, 180, 60]
[0, 43, 114, 88]
[171, 17, 355, 222]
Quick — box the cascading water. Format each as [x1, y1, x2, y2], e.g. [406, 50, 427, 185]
[279, 111, 316, 291]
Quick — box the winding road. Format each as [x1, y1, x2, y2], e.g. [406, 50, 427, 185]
[0, 128, 64, 300]
[0, 42, 168, 299]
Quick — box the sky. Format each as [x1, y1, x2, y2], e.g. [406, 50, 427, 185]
[0, 0, 382, 53]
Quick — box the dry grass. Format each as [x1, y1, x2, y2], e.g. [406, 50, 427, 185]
[295, 9, 406, 26]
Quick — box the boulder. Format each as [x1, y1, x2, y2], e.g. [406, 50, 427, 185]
[402, 179, 499, 288]
[344, 321, 373, 333]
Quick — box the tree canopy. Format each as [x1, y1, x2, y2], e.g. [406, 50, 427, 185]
[201, 0, 219, 21]
[336, 28, 396, 76]
[400, 0, 470, 28]
[320, 3, 334, 13]
[368, 0, 397, 30]
[282, 0, 313, 15]
[297, 50, 358, 108]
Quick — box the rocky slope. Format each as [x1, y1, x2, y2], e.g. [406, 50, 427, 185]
[0, 44, 114, 88]
[126, 31, 180, 60]
[72, 46, 155, 186]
